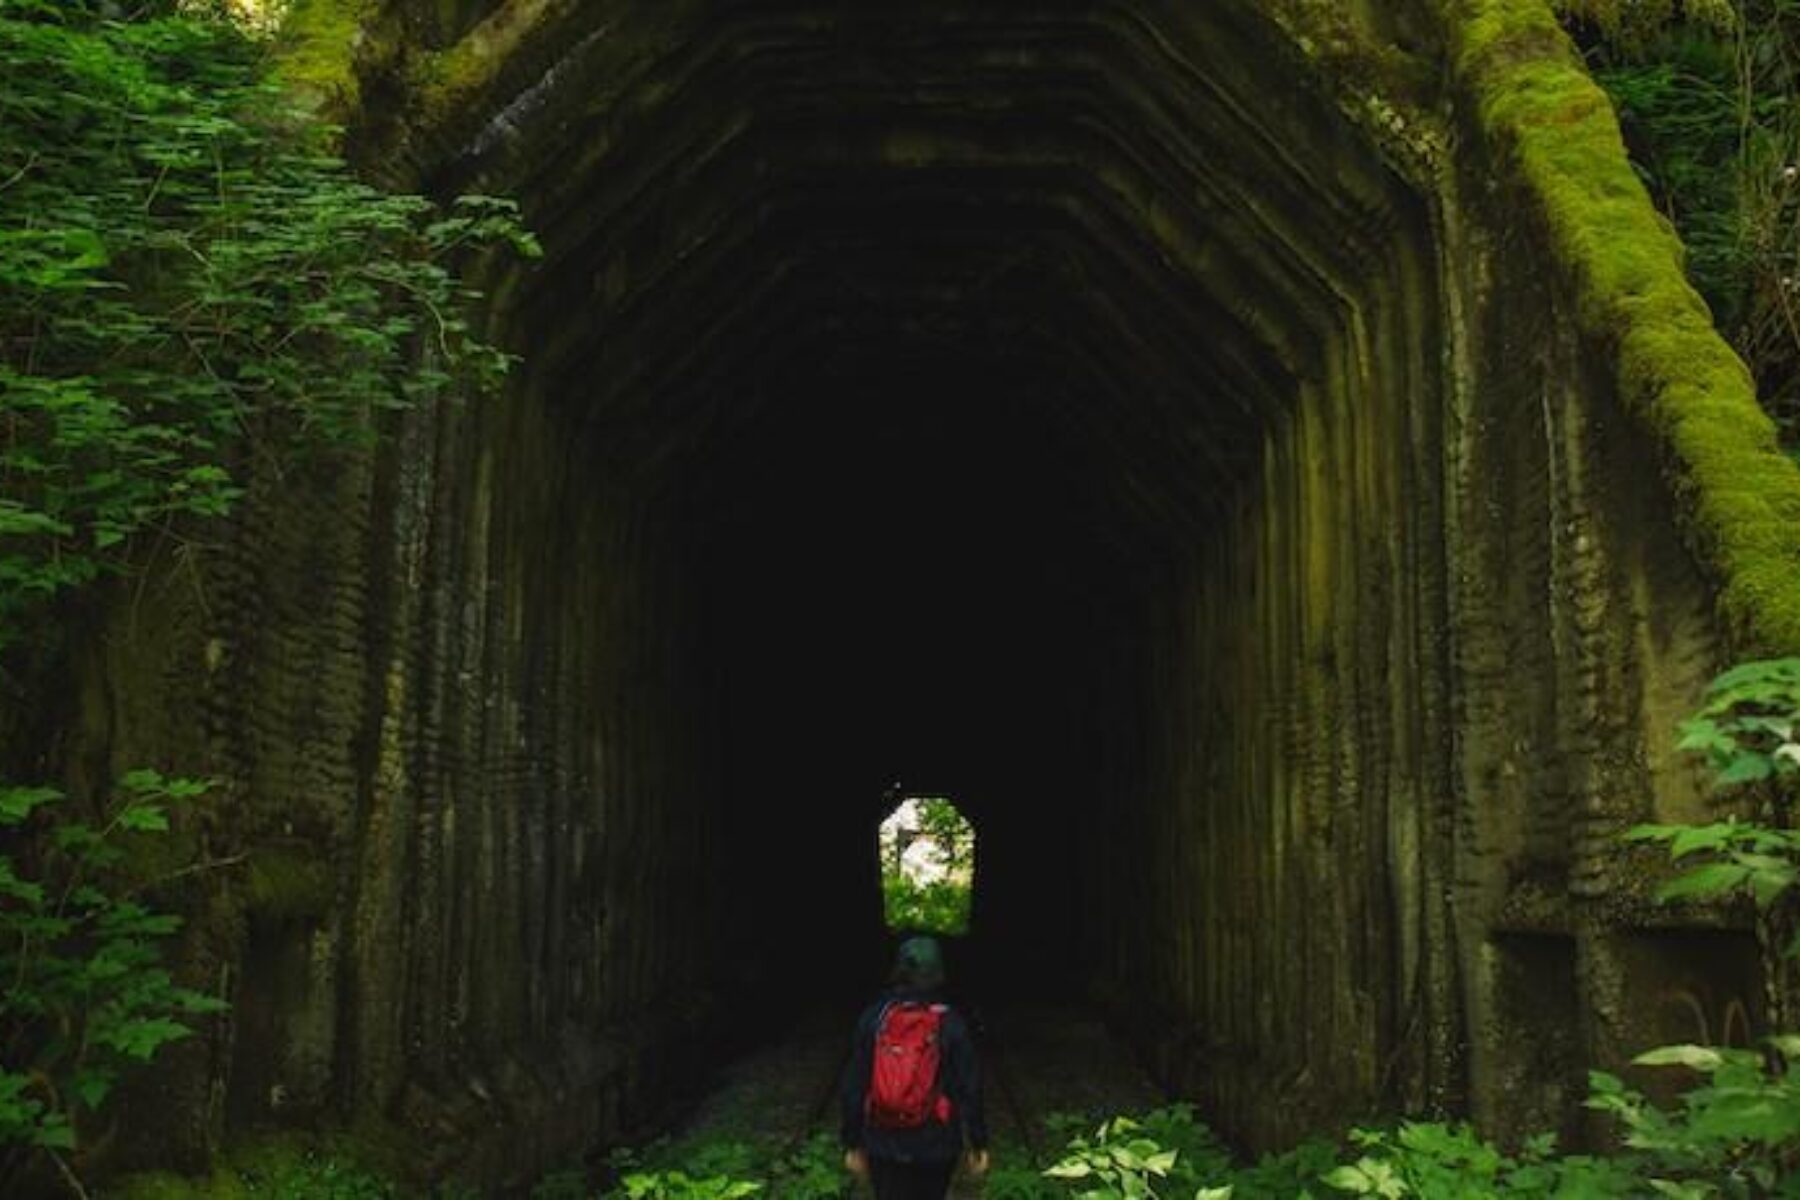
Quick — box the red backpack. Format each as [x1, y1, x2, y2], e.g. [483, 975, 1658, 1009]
[865, 1001, 955, 1128]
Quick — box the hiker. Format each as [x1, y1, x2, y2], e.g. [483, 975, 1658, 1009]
[841, 936, 990, 1200]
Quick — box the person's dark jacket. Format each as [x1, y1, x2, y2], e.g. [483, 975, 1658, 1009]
[840, 988, 988, 1165]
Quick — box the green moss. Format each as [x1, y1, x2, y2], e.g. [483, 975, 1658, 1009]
[244, 846, 334, 920]
[273, 0, 379, 115]
[1451, 0, 1800, 653]
[1272, 0, 1438, 101]
[411, 0, 559, 126]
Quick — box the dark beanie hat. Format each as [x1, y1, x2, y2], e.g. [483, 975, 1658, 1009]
[895, 936, 945, 988]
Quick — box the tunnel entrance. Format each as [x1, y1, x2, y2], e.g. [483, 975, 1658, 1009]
[387, 0, 1463, 1157]
[877, 790, 977, 937]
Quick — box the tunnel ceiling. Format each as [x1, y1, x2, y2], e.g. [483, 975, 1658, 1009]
[419, 1, 1429, 567]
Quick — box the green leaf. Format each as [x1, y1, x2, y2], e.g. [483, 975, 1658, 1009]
[1322, 1164, 1374, 1195]
[0, 501, 74, 539]
[100, 1016, 192, 1060]
[32, 1118, 75, 1150]
[72, 1070, 113, 1110]
[0, 858, 46, 907]
[1647, 1181, 1715, 1199]
[1633, 1044, 1724, 1071]
[1744, 858, 1798, 907]
[1668, 823, 1740, 859]
[1656, 862, 1752, 902]
[1675, 721, 1733, 755]
[1715, 752, 1774, 786]
[117, 769, 165, 794]
[0, 785, 62, 825]
[116, 803, 169, 832]
[1710, 658, 1800, 694]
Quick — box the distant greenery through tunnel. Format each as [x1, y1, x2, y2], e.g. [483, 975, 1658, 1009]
[877, 794, 976, 937]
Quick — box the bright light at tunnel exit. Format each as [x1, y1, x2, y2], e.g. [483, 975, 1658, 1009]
[877, 795, 976, 937]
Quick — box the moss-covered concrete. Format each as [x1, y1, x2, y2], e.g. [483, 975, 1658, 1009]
[273, 0, 382, 113]
[1449, 0, 1800, 655]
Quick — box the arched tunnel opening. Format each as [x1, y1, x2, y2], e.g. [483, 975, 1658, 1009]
[877, 794, 977, 938]
[59, 0, 1800, 1187]
[411, 0, 1455, 1154]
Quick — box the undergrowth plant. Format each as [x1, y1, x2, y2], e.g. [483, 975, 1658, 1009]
[0, 0, 537, 650]
[0, 772, 223, 1192]
[1041, 1115, 1187, 1200]
[0, 0, 536, 1191]
[603, 1132, 844, 1200]
[1322, 1123, 1638, 1198]
[617, 1170, 762, 1200]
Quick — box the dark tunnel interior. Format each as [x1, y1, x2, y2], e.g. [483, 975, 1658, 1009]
[507, 157, 1324, 1005]
[698, 349, 1139, 998]
[523, 173, 1301, 1004]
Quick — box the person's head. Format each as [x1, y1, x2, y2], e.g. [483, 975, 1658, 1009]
[891, 935, 946, 991]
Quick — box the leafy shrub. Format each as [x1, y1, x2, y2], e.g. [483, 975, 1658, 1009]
[617, 1170, 762, 1200]
[986, 1145, 1063, 1200]
[246, 1154, 396, 1200]
[601, 1133, 845, 1200]
[1588, 1041, 1800, 1195]
[763, 1133, 847, 1200]
[1321, 1123, 1637, 1198]
[1223, 1136, 1339, 1200]
[0, 772, 223, 1188]
[1668, 657, 1800, 789]
[0, 0, 537, 651]
[1042, 1114, 1232, 1200]
[880, 876, 973, 938]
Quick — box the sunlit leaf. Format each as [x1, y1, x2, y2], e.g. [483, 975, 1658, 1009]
[1633, 1044, 1724, 1071]
[1656, 862, 1752, 902]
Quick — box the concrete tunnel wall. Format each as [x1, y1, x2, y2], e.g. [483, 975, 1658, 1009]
[28, 0, 1800, 1186]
